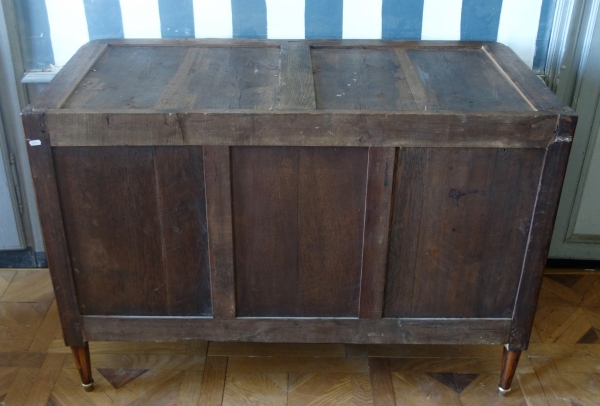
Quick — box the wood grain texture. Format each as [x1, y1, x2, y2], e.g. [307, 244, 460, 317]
[233, 146, 367, 317]
[484, 43, 567, 112]
[82, 316, 510, 344]
[369, 358, 396, 406]
[53, 147, 164, 316]
[393, 49, 429, 109]
[509, 115, 578, 350]
[279, 44, 316, 109]
[22, 113, 84, 347]
[385, 147, 545, 319]
[198, 357, 227, 406]
[203, 146, 236, 319]
[405, 48, 533, 111]
[231, 147, 299, 317]
[297, 147, 368, 317]
[47, 110, 559, 148]
[359, 147, 395, 319]
[53, 146, 211, 316]
[154, 147, 212, 316]
[31, 41, 108, 110]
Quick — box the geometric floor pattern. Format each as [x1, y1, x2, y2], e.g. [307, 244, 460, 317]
[0, 267, 599, 405]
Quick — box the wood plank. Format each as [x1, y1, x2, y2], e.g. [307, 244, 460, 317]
[369, 358, 396, 406]
[484, 43, 567, 112]
[297, 147, 368, 317]
[208, 342, 346, 357]
[384, 147, 427, 317]
[393, 49, 429, 109]
[516, 373, 550, 406]
[279, 44, 316, 109]
[231, 147, 299, 317]
[312, 47, 417, 110]
[359, 147, 395, 319]
[227, 357, 368, 374]
[474, 148, 546, 317]
[53, 147, 167, 316]
[405, 48, 533, 111]
[28, 300, 60, 353]
[223, 372, 288, 405]
[391, 372, 462, 405]
[82, 316, 511, 344]
[288, 372, 373, 405]
[154, 147, 212, 316]
[3, 368, 39, 405]
[47, 110, 560, 148]
[178, 369, 204, 406]
[388, 358, 533, 374]
[23, 353, 66, 406]
[22, 112, 84, 347]
[509, 115, 577, 350]
[31, 42, 108, 110]
[203, 146, 236, 319]
[198, 357, 227, 406]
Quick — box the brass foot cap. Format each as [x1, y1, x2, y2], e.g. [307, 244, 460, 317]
[82, 381, 94, 392]
[498, 386, 511, 396]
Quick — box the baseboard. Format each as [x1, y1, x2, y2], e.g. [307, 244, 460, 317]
[0, 248, 48, 268]
[546, 258, 600, 270]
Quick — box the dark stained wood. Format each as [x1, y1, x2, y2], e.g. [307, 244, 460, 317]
[53, 146, 212, 316]
[231, 147, 299, 317]
[154, 147, 212, 316]
[22, 112, 85, 347]
[70, 343, 93, 391]
[498, 347, 522, 391]
[203, 146, 236, 319]
[233, 147, 368, 317]
[384, 147, 544, 318]
[359, 147, 395, 319]
[484, 43, 566, 112]
[368, 358, 396, 406]
[297, 147, 368, 317]
[82, 316, 511, 344]
[407, 148, 497, 317]
[474, 148, 546, 317]
[47, 110, 559, 148]
[405, 48, 533, 111]
[54, 147, 166, 316]
[25, 41, 576, 379]
[384, 147, 427, 318]
[279, 44, 316, 109]
[509, 114, 577, 350]
[32, 41, 108, 110]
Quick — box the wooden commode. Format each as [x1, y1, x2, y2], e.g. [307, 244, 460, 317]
[22, 39, 576, 395]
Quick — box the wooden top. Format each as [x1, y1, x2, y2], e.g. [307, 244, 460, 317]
[27, 39, 573, 148]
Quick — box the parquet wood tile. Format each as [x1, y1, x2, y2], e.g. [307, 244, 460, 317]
[0, 270, 54, 303]
[1, 269, 599, 405]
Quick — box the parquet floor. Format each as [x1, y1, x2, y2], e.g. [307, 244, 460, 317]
[1, 268, 599, 405]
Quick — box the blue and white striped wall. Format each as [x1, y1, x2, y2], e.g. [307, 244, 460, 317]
[14, 0, 556, 72]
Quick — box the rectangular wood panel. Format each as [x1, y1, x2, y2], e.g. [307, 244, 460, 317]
[298, 147, 368, 317]
[384, 147, 545, 318]
[232, 147, 368, 317]
[231, 147, 299, 317]
[53, 146, 212, 316]
[154, 147, 212, 316]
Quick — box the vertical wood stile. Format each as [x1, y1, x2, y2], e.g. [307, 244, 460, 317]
[359, 147, 396, 319]
[279, 44, 317, 109]
[509, 114, 577, 349]
[203, 146, 236, 319]
[22, 112, 85, 347]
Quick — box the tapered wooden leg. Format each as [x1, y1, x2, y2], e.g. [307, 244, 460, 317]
[71, 343, 94, 392]
[498, 345, 521, 395]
